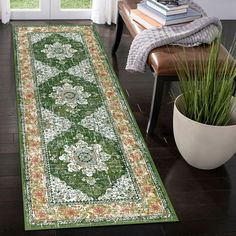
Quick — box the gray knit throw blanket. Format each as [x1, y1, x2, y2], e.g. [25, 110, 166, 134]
[126, 0, 222, 73]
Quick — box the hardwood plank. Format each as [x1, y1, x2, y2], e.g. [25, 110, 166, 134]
[163, 219, 236, 236]
[0, 134, 14, 144]
[56, 224, 165, 236]
[0, 154, 20, 176]
[0, 176, 21, 188]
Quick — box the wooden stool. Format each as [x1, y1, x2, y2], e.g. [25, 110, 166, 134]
[112, 0, 235, 135]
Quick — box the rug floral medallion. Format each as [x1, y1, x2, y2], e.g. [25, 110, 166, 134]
[13, 25, 177, 230]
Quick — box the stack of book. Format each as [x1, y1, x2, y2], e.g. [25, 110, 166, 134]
[130, 0, 202, 29]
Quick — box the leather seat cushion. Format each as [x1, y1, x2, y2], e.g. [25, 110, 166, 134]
[119, 0, 233, 75]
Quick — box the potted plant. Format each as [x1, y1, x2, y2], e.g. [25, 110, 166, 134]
[173, 40, 236, 170]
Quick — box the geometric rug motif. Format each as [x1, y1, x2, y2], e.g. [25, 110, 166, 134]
[80, 105, 117, 141]
[13, 25, 178, 230]
[41, 108, 72, 143]
[34, 60, 62, 85]
[67, 59, 96, 84]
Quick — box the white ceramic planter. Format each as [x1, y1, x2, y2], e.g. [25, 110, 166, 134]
[173, 95, 236, 170]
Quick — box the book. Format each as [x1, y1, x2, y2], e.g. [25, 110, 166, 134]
[146, 0, 187, 16]
[130, 9, 162, 29]
[150, 0, 189, 11]
[137, 2, 202, 26]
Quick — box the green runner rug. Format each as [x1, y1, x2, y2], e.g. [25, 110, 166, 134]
[13, 25, 177, 230]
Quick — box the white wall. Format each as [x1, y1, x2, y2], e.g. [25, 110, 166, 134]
[194, 0, 236, 19]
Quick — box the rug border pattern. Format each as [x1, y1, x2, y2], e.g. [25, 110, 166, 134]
[12, 24, 178, 231]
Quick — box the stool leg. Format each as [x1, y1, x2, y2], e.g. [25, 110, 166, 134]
[233, 77, 236, 96]
[146, 75, 165, 135]
[112, 13, 124, 54]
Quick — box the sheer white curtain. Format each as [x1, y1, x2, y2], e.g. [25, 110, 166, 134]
[1, 0, 118, 24]
[91, 0, 118, 24]
[1, 0, 10, 24]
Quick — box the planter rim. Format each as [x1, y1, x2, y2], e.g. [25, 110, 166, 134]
[174, 94, 236, 128]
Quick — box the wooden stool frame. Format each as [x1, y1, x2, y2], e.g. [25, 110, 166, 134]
[112, 13, 236, 135]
